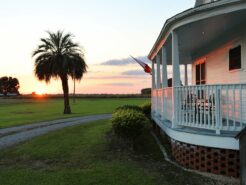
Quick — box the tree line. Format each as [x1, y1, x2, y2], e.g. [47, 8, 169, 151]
[0, 76, 20, 96]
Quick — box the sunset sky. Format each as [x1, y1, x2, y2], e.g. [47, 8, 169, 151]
[0, 0, 194, 94]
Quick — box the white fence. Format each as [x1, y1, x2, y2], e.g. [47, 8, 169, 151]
[152, 84, 246, 134]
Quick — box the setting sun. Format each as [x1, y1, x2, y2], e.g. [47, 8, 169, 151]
[35, 89, 45, 95]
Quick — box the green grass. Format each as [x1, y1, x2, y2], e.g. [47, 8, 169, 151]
[0, 98, 148, 128]
[0, 120, 218, 185]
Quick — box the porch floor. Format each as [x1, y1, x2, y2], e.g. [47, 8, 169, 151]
[153, 114, 239, 138]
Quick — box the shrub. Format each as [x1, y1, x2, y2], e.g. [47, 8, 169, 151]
[112, 109, 150, 142]
[141, 88, 151, 95]
[115, 104, 143, 113]
[141, 102, 151, 118]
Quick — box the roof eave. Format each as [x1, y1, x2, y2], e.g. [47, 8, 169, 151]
[148, 0, 242, 61]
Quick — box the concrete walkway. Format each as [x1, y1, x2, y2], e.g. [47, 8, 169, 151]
[0, 114, 112, 149]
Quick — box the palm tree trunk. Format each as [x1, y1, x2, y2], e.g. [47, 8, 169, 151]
[61, 76, 71, 114]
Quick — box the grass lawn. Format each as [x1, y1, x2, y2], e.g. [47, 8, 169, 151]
[0, 120, 219, 185]
[0, 98, 148, 128]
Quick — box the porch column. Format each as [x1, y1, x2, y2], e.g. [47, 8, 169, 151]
[151, 60, 156, 114]
[162, 47, 168, 88]
[172, 31, 181, 128]
[161, 46, 168, 120]
[184, 64, 188, 86]
[152, 61, 156, 89]
[156, 55, 161, 89]
[156, 54, 161, 116]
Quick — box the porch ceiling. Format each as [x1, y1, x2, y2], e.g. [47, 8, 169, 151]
[177, 9, 246, 64]
[160, 8, 246, 65]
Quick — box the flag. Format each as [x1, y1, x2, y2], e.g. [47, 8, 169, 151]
[130, 56, 152, 75]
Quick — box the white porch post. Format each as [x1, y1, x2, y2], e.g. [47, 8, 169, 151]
[152, 61, 156, 89]
[151, 60, 156, 114]
[172, 31, 181, 128]
[162, 47, 168, 88]
[184, 64, 188, 86]
[156, 55, 161, 89]
[156, 54, 161, 116]
[161, 46, 168, 120]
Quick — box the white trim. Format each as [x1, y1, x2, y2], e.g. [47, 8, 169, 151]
[152, 115, 239, 150]
[149, 0, 246, 60]
[229, 68, 244, 73]
[171, 3, 246, 32]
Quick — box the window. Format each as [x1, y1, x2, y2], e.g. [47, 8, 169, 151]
[229, 45, 241, 71]
[195, 60, 206, 99]
[196, 61, 206, 85]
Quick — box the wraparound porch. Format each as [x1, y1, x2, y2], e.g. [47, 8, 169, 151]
[152, 84, 246, 136]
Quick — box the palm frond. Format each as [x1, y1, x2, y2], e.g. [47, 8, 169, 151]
[32, 30, 87, 83]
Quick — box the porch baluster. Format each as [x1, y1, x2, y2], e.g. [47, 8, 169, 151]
[215, 86, 221, 134]
[240, 84, 243, 129]
[226, 86, 229, 130]
[208, 85, 211, 128]
[233, 86, 236, 131]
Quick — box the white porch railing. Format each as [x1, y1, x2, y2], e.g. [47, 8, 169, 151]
[162, 87, 173, 121]
[157, 89, 162, 116]
[152, 88, 173, 122]
[151, 89, 157, 114]
[152, 84, 246, 134]
[175, 84, 246, 133]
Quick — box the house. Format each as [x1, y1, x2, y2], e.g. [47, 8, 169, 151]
[148, 0, 246, 178]
[235, 127, 246, 185]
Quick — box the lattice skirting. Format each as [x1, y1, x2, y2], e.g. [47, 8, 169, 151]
[170, 138, 240, 177]
[152, 123, 240, 177]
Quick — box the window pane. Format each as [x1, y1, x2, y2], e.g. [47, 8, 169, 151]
[201, 63, 205, 81]
[229, 46, 241, 71]
[196, 64, 200, 82]
[196, 61, 206, 85]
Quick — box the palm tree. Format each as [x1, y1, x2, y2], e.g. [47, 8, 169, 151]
[32, 31, 87, 114]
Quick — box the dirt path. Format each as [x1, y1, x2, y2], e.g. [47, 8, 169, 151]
[0, 114, 112, 149]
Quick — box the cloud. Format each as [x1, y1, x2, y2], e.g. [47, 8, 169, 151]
[85, 75, 146, 80]
[103, 82, 134, 86]
[121, 70, 146, 76]
[101, 58, 134, 66]
[101, 56, 151, 66]
[136, 56, 151, 64]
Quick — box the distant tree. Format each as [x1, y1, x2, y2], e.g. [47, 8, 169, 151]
[141, 88, 151, 95]
[32, 30, 87, 114]
[0, 76, 20, 96]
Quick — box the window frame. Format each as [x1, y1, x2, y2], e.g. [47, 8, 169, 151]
[229, 45, 242, 72]
[195, 58, 206, 85]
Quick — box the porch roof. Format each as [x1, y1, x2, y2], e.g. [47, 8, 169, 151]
[148, 0, 246, 63]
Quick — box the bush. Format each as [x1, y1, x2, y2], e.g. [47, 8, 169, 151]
[141, 102, 151, 118]
[141, 88, 151, 95]
[112, 109, 150, 142]
[115, 104, 143, 113]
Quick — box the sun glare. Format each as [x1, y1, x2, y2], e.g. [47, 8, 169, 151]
[36, 89, 45, 96]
